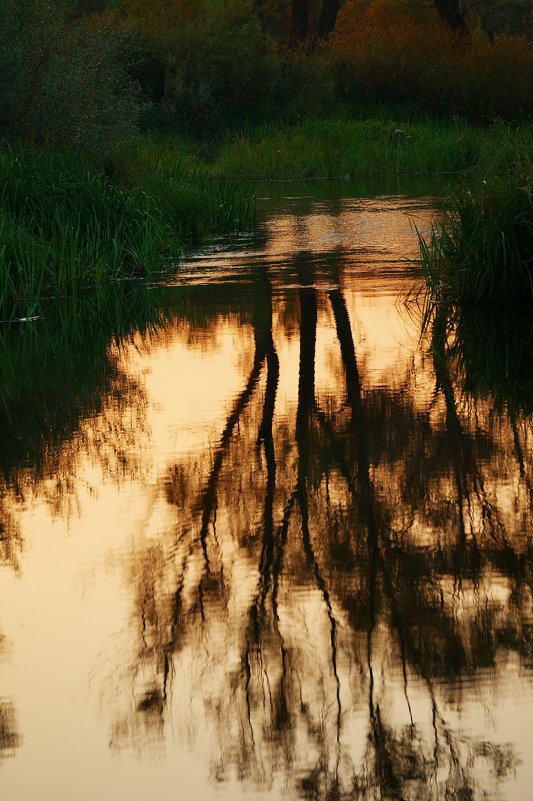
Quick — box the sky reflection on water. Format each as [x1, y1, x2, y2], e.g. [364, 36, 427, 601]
[0, 184, 531, 801]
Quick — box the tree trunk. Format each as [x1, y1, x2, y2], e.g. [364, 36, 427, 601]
[433, 0, 468, 34]
[252, 0, 266, 30]
[317, 0, 341, 40]
[290, 0, 310, 46]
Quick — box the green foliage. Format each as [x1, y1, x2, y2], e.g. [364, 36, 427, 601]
[0, 0, 141, 151]
[274, 47, 338, 118]
[420, 129, 533, 304]
[420, 179, 533, 303]
[0, 143, 256, 316]
[213, 116, 487, 179]
[140, 0, 278, 127]
[109, 0, 340, 127]
[0, 147, 163, 314]
[109, 138, 256, 240]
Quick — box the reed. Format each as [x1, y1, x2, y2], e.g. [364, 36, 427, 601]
[110, 139, 256, 240]
[0, 144, 256, 316]
[420, 174, 533, 304]
[0, 148, 162, 312]
[213, 116, 488, 180]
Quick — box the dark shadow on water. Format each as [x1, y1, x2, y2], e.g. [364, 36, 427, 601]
[103, 259, 532, 798]
[0, 191, 531, 799]
[430, 302, 533, 415]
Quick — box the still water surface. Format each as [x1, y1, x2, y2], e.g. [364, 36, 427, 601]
[0, 181, 532, 801]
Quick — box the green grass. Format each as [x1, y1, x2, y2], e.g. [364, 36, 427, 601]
[211, 116, 490, 180]
[420, 179, 533, 304]
[419, 125, 533, 305]
[0, 147, 163, 315]
[3, 113, 532, 314]
[110, 138, 256, 242]
[0, 143, 256, 316]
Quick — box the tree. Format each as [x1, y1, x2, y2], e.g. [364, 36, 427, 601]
[433, 0, 468, 33]
[290, 0, 310, 44]
[289, 0, 344, 45]
[317, 0, 341, 38]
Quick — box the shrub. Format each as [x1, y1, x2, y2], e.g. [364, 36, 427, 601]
[165, 2, 277, 126]
[420, 172, 533, 304]
[273, 46, 338, 118]
[332, 1, 533, 121]
[98, 0, 339, 128]
[0, 0, 142, 152]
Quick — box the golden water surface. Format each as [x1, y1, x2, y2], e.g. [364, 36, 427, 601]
[0, 185, 531, 801]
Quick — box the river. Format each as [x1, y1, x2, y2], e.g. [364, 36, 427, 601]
[0, 179, 531, 801]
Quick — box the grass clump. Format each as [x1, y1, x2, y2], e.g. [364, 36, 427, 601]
[0, 148, 163, 315]
[110, 139, 256, 242]
[213, 116, 488, 180]
[0, 144, 256, 317]
[420, 128, 533, 304]
[421, 179, 533, 304]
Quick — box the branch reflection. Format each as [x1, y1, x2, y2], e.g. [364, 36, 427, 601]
[113, 259, 531, 800]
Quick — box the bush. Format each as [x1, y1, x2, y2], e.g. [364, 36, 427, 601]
[332, 1, 533, 121]
[99, 0, 338, 128]
[0, 0, 142, 152]
[274, 47, 338, 118]
[420, 166, 533, 304]
[151, 0, 276, 129]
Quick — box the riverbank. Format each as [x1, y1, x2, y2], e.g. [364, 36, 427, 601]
[419, 125, 532, 304]
[1, 114, 532, 314]
[0, 144, 254, 317]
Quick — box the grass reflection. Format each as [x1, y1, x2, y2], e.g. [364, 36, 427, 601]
[431, 302, 533, 414]
[0, 284, 171, 568]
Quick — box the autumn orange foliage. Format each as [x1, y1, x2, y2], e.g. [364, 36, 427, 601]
[84, 0, 533, 122]
[332, 0, 533, 118]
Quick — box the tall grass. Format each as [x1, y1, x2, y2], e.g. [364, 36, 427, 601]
[419, 127, 533, 304]
[111, 139, 256, 241]
[0, 148, 162, 314]
[420, 180, 533, 304]
[0, 144, 256, 316]
[213, 117, 489, 180]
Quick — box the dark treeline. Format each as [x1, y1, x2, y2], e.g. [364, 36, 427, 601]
[0, 0, 531, 310]
[1, 0, 532, 150]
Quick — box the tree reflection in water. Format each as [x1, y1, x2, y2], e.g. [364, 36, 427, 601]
[110, 261, 531, 800]
[0, 285, 173, 767]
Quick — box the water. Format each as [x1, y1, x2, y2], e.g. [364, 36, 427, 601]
[0, 180, 531, 801]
